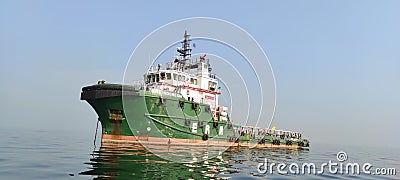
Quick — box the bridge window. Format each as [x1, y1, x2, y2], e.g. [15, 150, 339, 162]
[160, 72, 165, 80]
[178, 75, 184, 81]
[173, 73, 177, 80]
[190, 78, 197, 85]
[146, 75, 151, 83]
[166, 73, 171, 80]
[208, 81, 217, 91]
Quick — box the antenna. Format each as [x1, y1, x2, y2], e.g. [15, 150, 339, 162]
[147, 53, 151, 72]
[177, 30, 192, 62]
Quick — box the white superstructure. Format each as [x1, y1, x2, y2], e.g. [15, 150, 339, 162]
[144, 31, 225, 118]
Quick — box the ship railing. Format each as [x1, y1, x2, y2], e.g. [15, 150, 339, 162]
[160, 90, 183, 98]
[158, 56, 210, 71]
[234, 126, 302, 139]
[147, 87, 183, 98]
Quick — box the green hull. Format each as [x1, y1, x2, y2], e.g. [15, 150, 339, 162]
[81, 83, 309, 148]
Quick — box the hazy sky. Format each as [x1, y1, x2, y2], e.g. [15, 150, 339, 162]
[1, 0, 399, 148]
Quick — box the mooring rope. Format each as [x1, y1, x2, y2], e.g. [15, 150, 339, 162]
[93, 119, 100, 151]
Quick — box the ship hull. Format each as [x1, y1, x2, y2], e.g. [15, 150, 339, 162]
[81, 83, 309, 149]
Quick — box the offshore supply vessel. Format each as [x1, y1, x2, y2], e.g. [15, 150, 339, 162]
[80, 31, 309, 149]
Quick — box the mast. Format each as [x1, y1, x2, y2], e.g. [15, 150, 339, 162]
[177, 31, 192, 67]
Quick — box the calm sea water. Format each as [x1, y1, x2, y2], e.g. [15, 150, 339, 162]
[0, 128, 399, 179]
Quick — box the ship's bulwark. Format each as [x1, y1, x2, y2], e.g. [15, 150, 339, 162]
[81, 83, 310, 149]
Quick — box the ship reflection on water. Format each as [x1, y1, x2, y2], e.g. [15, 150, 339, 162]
[79, 141, 237, 179]
[80, 141, 309, 179]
